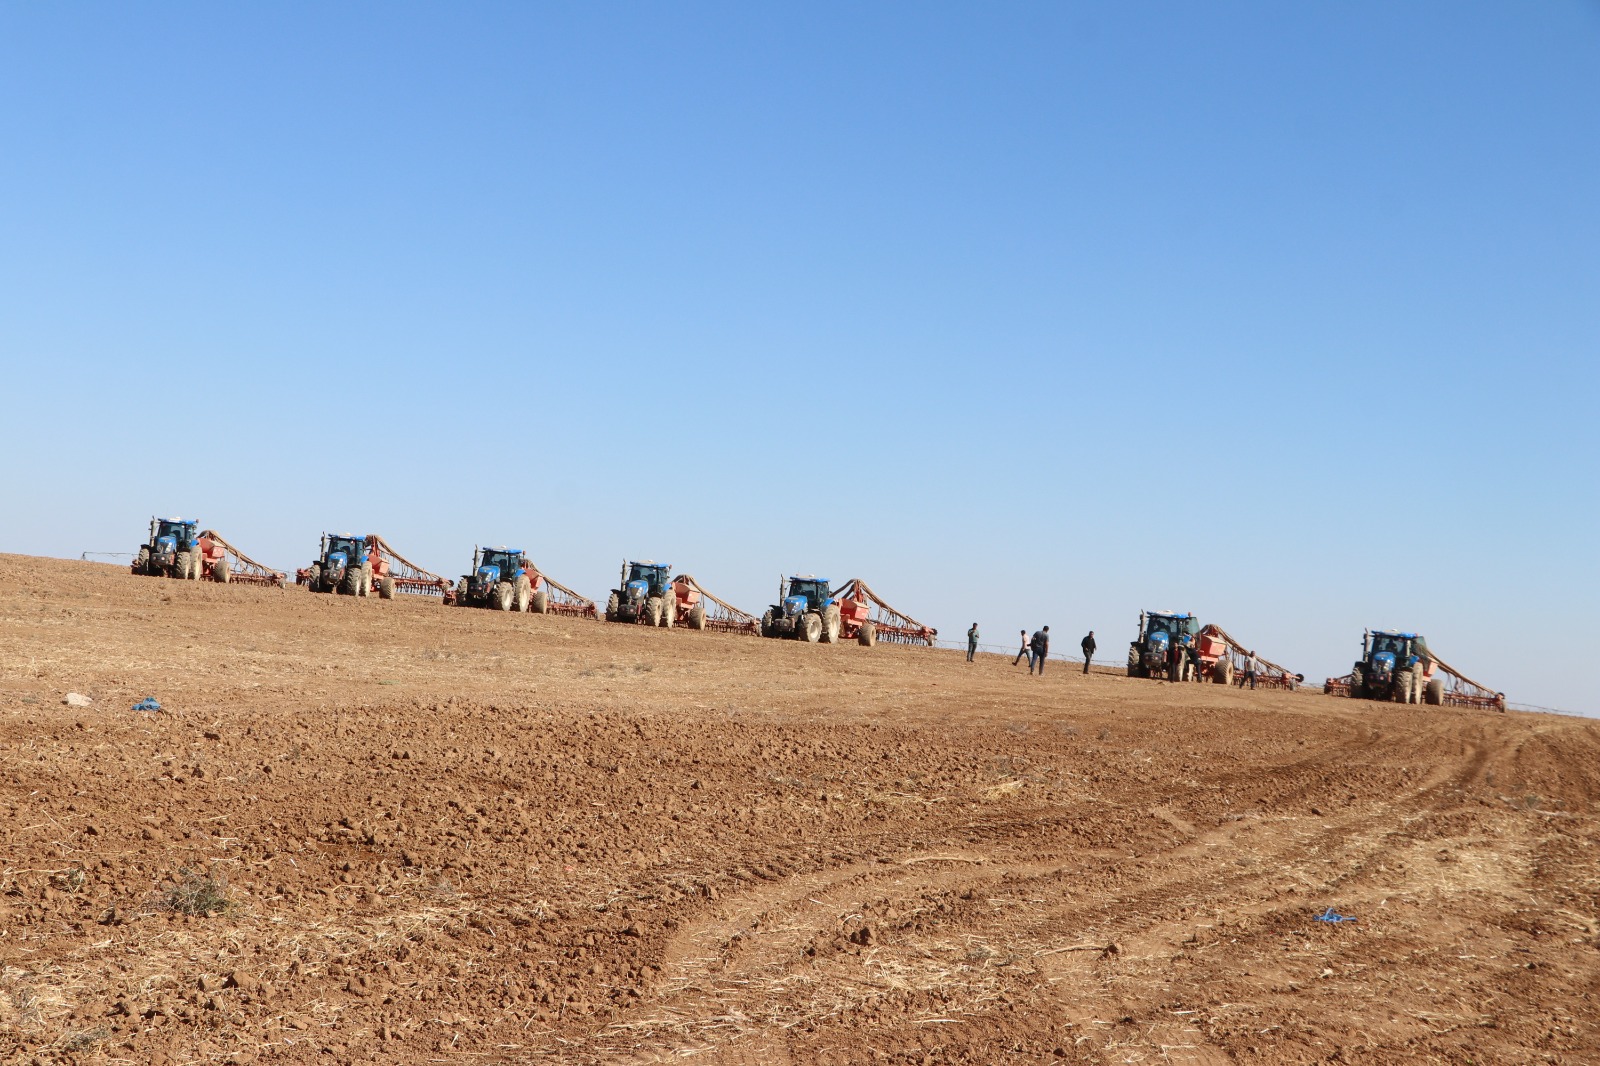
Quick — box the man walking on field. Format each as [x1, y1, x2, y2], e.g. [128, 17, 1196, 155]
[1013, 629, 1031, 668]
[967, 623, 980, 662]
[1030, 626, 1050, 675]
[1080, 630, 1096, 675]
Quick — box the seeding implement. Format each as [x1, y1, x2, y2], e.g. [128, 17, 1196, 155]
[297, 533, 451, 600]
[760, 576, 936, 647]
[672, 575, 759, 635]
[1324, 630, 1506, 711]
[523, 560, 598, 620]
[1194, 623, 1302, 689]
[195, 530, 287, 587]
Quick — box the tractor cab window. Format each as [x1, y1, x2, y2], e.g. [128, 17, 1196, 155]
[484, 551, 519, 573]
[790, 580, 828, 606]
[157, 520, 191, 541]
[1372, 634, 1404, 656]
[329, 538, 361, 558]
[1148, 616, 1174, 637]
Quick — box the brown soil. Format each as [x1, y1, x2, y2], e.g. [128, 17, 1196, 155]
[2, 553, 1597, 1064]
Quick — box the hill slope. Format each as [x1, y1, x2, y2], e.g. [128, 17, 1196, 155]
[2, 554, 1596, 1064]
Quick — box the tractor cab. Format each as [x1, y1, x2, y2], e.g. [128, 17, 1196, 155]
[150, 517, 199, 559]
[476, 547, 526, 589]
[784, 576, 832, 617]
[323, 534, 366, 574]
[625, 561, 672, 601]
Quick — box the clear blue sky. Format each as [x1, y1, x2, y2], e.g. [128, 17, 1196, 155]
[2, 2, 1595, 712]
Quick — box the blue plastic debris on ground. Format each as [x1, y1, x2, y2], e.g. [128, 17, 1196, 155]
[131, 697, 162, 712]
[1314, 907, 1356, 923]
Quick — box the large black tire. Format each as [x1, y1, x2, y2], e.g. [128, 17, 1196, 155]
[135, 546, 151, 575]
[532, 589, 549, 614]
[820, 605, 841, 644]
[307, 564, 323, 593]
[513, 575, 531, 613]
[212, 557, 230, 584]
[493, 581, 513, 611]
[688, 604, 706, 631]
[857, 621, 877, 647]
[1392, 667, 1415, 704]
[760, 608, 775, 638]
[1425, 677, 1444, 706]
[799, 612, 822, 643]
[646, 596, 663, 626]
[605, 591, 621, 622]
[454, 577, 469, 605]
[1213, 658, 1234, 685]
[379, 575, 395, 600]
[1349, 665, 1365, 699]
[660, 593, 675, 628]
[341, 566, 361, 596]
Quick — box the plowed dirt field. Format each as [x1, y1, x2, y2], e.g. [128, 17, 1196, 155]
[2, 554, 1597, 1065]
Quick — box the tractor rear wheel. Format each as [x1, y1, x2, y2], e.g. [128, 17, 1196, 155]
[532, 589, 549, 614]
[1425, 677, 1444, 705]
[513, 575, 531, 612]
[760, 608, 775, 638]
[379, 576, 395, 600]
[213, 557, 230, 583]
[688, 604, 706, 630]
[341, 567, 361, 596]
[857, 621, 877, 647]
[493, 581, 513, 611]
[820, 605, 841, 644]
[308, 564, 324, 592]
[1349, 665, 1364, 699]
[661, 596, 675, 628]
[646, 597, 663, 626]
[454, 577, 469, 605]
[605, 591, 620, 622]
[135, 547, 151, 575]
[1392, 667, 1414, 704]
[800, 612, 822, 643]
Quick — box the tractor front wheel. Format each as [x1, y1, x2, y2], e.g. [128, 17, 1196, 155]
[857, 621, 877, 647]
[820, 605, 841, 644]
[800, 612, 822, 643]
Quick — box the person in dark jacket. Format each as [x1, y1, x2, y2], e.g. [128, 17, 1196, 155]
[1013, 629, 1030, 668]
[1081, 631, 1096, 674]
[967, 623, 980, 662]
[1030, 626, 1050, 675]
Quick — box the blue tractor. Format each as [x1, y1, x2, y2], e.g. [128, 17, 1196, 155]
[455, 546, 542, 613]
[606, 560, 675, 627]
[1127, 610, 1203, 680]
[133, 517, 204, 580]
[301, 533, 388, 598]
[761, 575, 845, 644]
[1349, 629, 1444, 705]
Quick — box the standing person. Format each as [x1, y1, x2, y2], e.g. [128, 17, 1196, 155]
[1242, 650, 1259, 690]
[1080, 630, 1096, 675]
[967, 623, 980, 663]
[1167, 639, 1184, 683]
[1013, 629, 1031, 668]
[1030, 626, 1050, 675]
